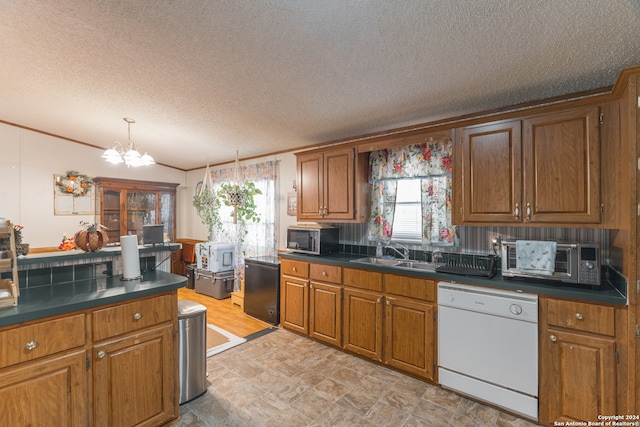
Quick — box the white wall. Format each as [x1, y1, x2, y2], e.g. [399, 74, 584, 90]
[2, 121, 300, 250]
[1, 122, 186, 247]
[184, 152, 299, 251]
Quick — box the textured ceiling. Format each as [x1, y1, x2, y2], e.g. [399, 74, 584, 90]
[1, 0, 639, 170]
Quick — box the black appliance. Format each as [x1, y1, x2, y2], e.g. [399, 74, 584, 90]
[143, 224, 164, 245]
[286, 225, 339, 255]
[244, 256, 280, 325]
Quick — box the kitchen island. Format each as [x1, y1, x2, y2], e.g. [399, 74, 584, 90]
[0, 262, 186, 426]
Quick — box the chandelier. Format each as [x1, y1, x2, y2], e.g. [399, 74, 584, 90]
[101, 118, 155, 167]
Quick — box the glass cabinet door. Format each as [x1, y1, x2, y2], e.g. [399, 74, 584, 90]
[102, 190, 122, 243]
[127, 192, 157, 243]
[159, 192, 175, 243]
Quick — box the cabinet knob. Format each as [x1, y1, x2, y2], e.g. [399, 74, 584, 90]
[133, 312, 142, 321]
[514, 203, 520, 221]
[292, 267, 297, 272]
[386, 300, 390, 305]
[550, 335, 557, 342]
[322, 271, 327, 277]
[376, 297, 381, 304]
[25, 340, 38, 351]
[97, 350, 106, 359]
[310, 284, 313, 289]
[575, 313, 583, 320]
[526, 202, 531, 221]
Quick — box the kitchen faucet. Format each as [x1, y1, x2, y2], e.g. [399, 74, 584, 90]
[384, 243, 410, 260]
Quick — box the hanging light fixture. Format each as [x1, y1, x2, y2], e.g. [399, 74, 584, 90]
[102, 118, 155, 167]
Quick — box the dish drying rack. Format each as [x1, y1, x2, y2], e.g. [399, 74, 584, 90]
[0, 220, 19, 307]
[434, 252, 499, 278]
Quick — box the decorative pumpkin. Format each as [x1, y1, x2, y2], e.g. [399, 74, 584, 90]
[74, 222, 109, 252]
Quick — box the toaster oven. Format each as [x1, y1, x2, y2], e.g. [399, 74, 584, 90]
[501, 240, 600, 286]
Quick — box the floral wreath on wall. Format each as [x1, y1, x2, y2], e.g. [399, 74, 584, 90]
[55, 171, 94, 197]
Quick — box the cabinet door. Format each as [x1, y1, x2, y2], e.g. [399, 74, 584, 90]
[384, 297, 435, 380]
[297, 152, 324, 221]
[342, 288, 383, 361]
[523, 106, 600, 223]
[309, 281, 342, 347]
[539, 328, 616, 424]
[323, 147, 355, 220]
[127, 191, 157, 244]
[93, 325, 175, 427]
[0, 350, 88, 426]
[280, 275, 309, 334]
[458, 120, 522, 223]
[99, 188, 124, 243]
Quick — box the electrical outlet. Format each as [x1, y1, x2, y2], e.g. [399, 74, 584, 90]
[490, 235, 500, 247]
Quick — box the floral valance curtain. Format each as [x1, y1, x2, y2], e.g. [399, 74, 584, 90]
[210, 161, 275, 182]
[367, 139, 458, 246]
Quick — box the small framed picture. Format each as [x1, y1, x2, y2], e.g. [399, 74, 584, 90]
[287, 192, 297, 216]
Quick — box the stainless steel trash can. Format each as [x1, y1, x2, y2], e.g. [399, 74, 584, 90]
[177, 300, 207, 404]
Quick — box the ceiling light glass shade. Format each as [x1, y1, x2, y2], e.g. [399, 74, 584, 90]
[123, 148, 142, 167]
[140, 153, 155, 166]
[101, 147, 124, 164]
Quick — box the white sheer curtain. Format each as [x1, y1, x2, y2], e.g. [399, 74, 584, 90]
[209, 161, 277, 258]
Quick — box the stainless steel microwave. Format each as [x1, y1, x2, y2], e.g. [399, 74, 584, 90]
[286, 225, 339, 255]
[501, 240, 600, 286]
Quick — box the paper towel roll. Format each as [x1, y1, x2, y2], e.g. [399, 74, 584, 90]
[121, 235, 141, 280]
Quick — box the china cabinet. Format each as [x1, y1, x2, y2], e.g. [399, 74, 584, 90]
[94, 177, 178, 244]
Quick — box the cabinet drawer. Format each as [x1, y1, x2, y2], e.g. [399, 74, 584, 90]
[92, 294, 174, 341]
[281, 259, 309, 278]
[343, 268, 383, 292]
[0, 313, 86, 368]
[310, 263, 342, 284]
[384, 274, 435, 302]
[546, 299, 615, 336]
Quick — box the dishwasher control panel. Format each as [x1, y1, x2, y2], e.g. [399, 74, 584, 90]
[438, 282, 538, 322]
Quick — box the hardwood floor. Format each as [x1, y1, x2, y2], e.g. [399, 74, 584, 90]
[177, 287, 270, 338]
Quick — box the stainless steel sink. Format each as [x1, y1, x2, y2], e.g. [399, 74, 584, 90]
[393, 261, 442, 272]
[349, 257, 400, 267]
[349, 257, 442, 272]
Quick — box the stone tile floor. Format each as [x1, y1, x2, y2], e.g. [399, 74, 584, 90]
[172, 328, 542, 426]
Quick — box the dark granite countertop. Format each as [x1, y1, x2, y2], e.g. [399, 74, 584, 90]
[279, 252, 627, 306]
[16, 243, 180, 267]
[0, 270, 186, 327]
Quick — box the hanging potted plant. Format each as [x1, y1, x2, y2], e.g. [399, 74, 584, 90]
[192, 185, 225, 241]
[219, 181, 262, 226]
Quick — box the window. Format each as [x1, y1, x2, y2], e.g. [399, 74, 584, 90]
[391, 179, 422, 242]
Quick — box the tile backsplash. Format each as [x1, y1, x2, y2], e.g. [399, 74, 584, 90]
[337, 223, 611, 263]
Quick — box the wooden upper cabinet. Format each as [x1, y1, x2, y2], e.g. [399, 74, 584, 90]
[455, 105, 601, 225]
[523, 106, 601, 224]
[457, 120, 522, 223]
[296, 147, 369, 222]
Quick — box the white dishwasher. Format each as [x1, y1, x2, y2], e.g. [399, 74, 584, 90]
[437, 282, 538, 420]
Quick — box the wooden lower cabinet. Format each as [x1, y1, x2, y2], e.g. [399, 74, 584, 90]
[0, 291, 179, 427]
[540, 328, 616, 423]
[0, 349, 88, 426]
[93, 324, 175, 427]
[281, 275, 310, 334]
[342, 287, 383, 361]
[539, 297, 619, 425]
[384, 296, 435, 381]
[309, 281, 342, 347]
